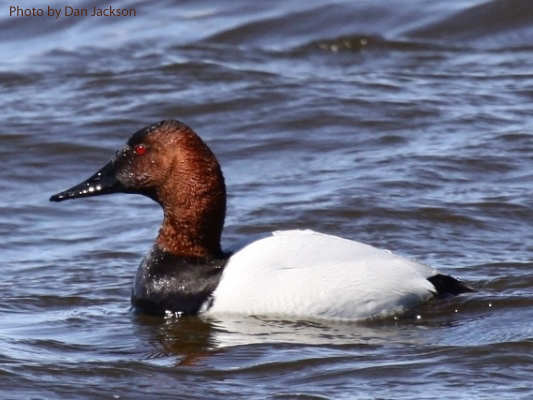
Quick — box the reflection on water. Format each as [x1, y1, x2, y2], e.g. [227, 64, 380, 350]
[132, 290, 507, 357]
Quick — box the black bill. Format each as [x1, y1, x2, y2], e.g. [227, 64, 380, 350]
[49, 159, 124, 202]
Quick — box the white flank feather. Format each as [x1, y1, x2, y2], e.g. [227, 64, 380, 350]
[208, 230, 439, 320]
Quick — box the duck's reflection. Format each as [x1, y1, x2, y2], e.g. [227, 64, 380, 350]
[132, 313, 221, 365]
[131, 293, 478, 367]
[131, 310, 443, 366]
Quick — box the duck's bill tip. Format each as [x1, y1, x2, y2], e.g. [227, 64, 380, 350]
[49, 192, 67, 202]
[49, 189, 90, 202]
[49, 160, 123, 203]
[49, 183, 113, 202]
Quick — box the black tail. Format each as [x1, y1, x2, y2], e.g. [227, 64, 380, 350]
[427, 274, 474, 297]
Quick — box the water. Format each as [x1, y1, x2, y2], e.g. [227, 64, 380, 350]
[1, 0, 532, 398]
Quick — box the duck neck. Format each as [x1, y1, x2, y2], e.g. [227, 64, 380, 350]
[149, 124, 227, 259]
[155, 191, 226, 259]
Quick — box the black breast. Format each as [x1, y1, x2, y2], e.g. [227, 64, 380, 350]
[131, 246, 229, 316]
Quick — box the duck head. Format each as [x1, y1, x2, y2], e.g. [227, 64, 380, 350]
[50, 120, 227, 257]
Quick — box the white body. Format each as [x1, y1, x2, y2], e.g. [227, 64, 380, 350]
[208, 230, 440, 320]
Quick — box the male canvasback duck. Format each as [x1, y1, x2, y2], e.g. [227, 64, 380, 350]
[50, 120, 472, 320]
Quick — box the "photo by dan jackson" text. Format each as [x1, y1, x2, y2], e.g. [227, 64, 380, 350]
[10, 6, 137, 18]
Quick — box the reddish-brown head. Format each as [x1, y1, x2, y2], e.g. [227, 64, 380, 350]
[50, 120, 227, 257]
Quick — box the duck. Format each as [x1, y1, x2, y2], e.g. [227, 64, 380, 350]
[50, 120, 473, 320]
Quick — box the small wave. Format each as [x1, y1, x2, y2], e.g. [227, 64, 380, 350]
[308, 34, 454, 53]
[405, 0, 533, 49]
[301, 0, 533, 53]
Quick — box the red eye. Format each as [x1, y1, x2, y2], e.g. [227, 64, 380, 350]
[133, 144, 147, 155]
